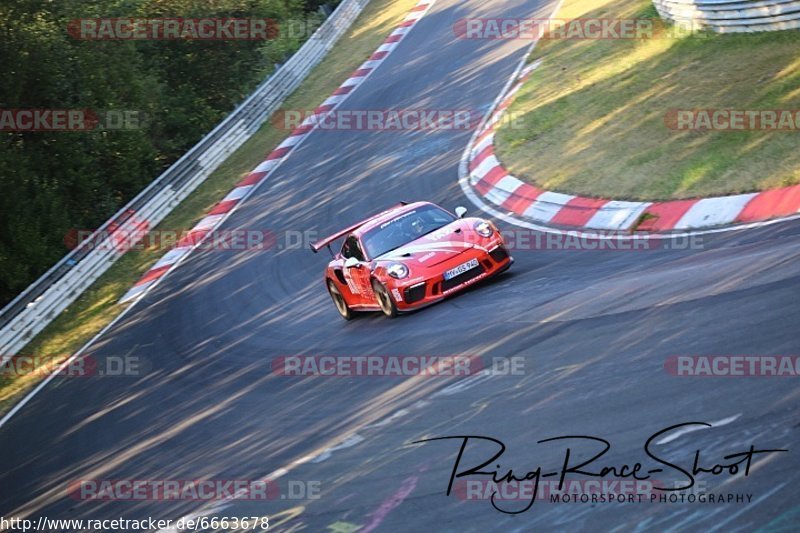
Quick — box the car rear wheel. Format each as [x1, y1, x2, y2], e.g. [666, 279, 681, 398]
[371, 279, 398, 318]
[327, 280, 353, 320]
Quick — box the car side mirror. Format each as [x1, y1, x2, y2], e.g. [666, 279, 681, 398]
[344, 257, 360, 269]
[455, 206, 467, 218]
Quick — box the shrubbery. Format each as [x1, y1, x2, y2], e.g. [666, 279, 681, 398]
[0, 0, 334, 305]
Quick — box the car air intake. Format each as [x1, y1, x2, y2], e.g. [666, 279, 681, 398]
[489, 245, 509, 263]
[404, 282, 426, 304]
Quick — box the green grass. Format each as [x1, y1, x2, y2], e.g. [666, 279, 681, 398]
[0, 0, 421, 414]
[495, 0, 800, 201]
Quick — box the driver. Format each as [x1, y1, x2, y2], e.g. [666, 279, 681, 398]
[406, 215, 426, 238]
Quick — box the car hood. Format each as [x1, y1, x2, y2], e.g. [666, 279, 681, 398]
[377, 219, 481, 267]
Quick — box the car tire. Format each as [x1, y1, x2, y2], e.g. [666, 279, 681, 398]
[327, 280, 353, 320]
[371, 279, 398, 318]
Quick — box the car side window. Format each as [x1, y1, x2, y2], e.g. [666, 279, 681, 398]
[341, 236, 366, 262]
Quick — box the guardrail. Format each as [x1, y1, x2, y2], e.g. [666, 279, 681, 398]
[0, 0, 372, 360]
[654, 0, 800, 32]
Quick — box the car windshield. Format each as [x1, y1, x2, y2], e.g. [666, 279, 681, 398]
[361, 205, 456, 259]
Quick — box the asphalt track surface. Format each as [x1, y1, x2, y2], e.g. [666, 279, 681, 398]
[2, 0, 800, 530]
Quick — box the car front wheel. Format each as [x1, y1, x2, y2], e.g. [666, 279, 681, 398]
[371, 279, 398, 318]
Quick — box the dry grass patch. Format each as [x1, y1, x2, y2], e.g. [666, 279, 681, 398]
[496, 0, 800, 200]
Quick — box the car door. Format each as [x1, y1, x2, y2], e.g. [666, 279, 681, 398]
[340, 235, 375, 306]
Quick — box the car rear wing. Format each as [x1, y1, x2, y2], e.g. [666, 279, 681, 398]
[310, 202, 408, 254]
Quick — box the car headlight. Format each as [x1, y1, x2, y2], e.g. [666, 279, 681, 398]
[474, 220, 494, 237]
[387, 263, 409, 279]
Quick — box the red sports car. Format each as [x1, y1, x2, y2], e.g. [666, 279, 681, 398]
[311, 201, 513, 319]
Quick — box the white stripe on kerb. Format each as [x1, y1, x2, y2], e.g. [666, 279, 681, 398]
[194, 214, 225, 231]
[253, 159, 279, 174]
[493, 175, 524, 195]
[471, 133, 494, 159]
[119, 280, 155, 304]
[359, 60, 384, 70]
[278, 135, 305, 149]
[586, 201, 651, 230]
[341, 76, 365, 87]
[152, 248, 191, 270]
[674, 194, 757, 229]
[404, 12, 425, 21]
[523, 191, 575, 223]
[484, 185, 512, 206]
[322, 94, 348, 106]
[472, 155, 500, 179]
[376, 43, 397, 54]
[223, 186, 251, 202]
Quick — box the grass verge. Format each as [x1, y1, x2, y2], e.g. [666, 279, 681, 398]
[495, 0, 800, 200]
[0, 0, 420, 414]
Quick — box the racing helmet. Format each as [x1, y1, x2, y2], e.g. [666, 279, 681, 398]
[409, 215, 425, 236]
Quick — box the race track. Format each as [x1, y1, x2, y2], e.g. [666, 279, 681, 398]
[1, 0, 799, 530]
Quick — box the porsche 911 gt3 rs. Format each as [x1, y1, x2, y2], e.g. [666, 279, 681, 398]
[311, 201, 513, 319]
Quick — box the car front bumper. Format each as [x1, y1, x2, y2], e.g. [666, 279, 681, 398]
[388, 243, 513, 312]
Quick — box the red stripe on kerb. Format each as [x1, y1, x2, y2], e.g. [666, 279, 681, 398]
[474, 166, 508, 195]
[351, 68, 373, 77]
[291, 124, 314, 136]
[399, 20, 415, 27]
[333, 85, 354, 96]
[635, 200, 698, 231]
[549, 197, 608, 227]
[136, 265, 171, 286]
[469, 145, 494, 173]
[370, 51, 389, 60]
[736, 185, 800, 222]
[384, 34, 402, 43]
[474, 180, 493, 196]
[498, 96, 514, 111]
[176, 229, 211, 248]
[410, 4, 429, 11]
[502, 183, 543, 214]
[238, 171, 266, 187]
[209, 199, 237, 216]
[266, 147, 290, 161]
[314, 104, 335, 115]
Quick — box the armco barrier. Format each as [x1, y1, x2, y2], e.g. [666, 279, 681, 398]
[0, 0, 371, 360]
[653, 0, 800, 32]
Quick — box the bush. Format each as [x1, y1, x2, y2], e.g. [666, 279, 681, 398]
[0, 0, 327, 305]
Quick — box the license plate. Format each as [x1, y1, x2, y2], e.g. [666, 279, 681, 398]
[443, 258, 479, 281]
